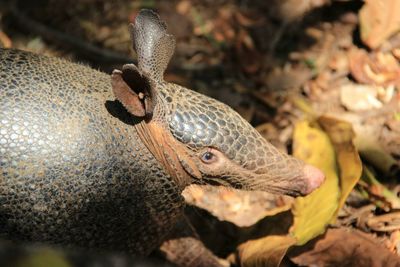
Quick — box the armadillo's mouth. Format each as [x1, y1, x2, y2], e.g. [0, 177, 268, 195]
[245, 182, 306, 197]
[202, 165, 324, 197]
[201, 175, 305, 197]
[244, 165, 325, 197]
[201, 177, 233, 188]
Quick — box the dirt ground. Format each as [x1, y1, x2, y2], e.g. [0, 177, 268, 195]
[1, 0, 400, 266]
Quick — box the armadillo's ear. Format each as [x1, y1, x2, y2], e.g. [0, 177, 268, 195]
[130, 9, 176, 81]
[111, 64, 155, 117]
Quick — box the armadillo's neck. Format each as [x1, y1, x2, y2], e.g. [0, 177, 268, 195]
[132, 81, 198, 190]
[134, 122, 191, 189]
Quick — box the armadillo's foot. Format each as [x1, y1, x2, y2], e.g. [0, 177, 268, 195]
[160, 237, 229, 267]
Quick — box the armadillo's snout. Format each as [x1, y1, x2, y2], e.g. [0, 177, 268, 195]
[301, 164, 325, 195]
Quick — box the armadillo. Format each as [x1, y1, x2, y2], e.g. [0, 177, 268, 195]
[0, 9, 324, 258]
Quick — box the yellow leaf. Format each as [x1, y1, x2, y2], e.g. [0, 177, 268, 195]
[238, 235, 296, 267]
[290, 121, 340, 245]
[318, 116, 362, 221]
[16, 249, 71, 267]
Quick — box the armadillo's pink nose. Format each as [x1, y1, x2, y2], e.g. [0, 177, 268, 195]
[302, 164, 325, 194]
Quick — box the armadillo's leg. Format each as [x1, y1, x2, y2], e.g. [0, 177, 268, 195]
[159, 217, 229, 267]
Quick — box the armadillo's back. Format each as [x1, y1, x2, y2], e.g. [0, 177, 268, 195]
[0, 49, 183, 255]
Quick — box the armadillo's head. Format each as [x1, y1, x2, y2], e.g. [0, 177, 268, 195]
[112, 9, 324, 196]
[165, 86, 324, 196]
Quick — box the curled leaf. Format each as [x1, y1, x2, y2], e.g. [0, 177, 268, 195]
[290, 120, 340, 245]
[238, 235, 296, 267]
[366, 211, 400, 232]
[318, 116, 362, 220]
[290, 228, 400, 267]
[349, 48, 400, 86]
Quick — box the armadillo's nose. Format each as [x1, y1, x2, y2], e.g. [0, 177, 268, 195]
[301, 164, 325, 195]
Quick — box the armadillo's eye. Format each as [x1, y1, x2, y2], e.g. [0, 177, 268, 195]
[201, 151, 217, 164]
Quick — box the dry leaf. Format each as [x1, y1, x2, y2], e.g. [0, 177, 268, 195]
[183, 185, 288, 227]
[264, 66, 313, 91]
[272, 0, 329, 23]
[340, 83, 383, 111]
[367, 212, 400, 232]
[0, 31, 12, 48]
[355, 132, 399, 175]
[289, 228, 400, 267]
[359, 0, 400, 49]
[333, 112, 400, 175]
[387, 230, 400, 254]
[290, 120, 340, 245]
[176, 0, 191, 15]
[235, 10, 264, 27]
[238, 235, 296, 267]
[318, 116, 362, 220]
[236, 29, 261, 74]
[361, 165, 400, 210]
[349, 48, 400, 86]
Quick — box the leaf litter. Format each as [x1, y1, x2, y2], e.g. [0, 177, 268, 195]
[2, 0, 400, 266]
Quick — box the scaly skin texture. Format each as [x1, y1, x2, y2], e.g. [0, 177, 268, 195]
[165, 83, 307, 194]
[115, 10, 319, 196]
[0, 49, 183, 255]
[0, 10, 324, 266]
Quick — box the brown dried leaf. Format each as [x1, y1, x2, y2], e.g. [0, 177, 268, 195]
[367, 212, 400, 232]
[355, 132, 399, 176]
[264, 66, 313, 91]
[289, 228, 400, 267]
[176, 0, 192, 15]
[360, 165, 400, 210]
[238, 235, 296, 267]
[349, 48, 400, 86]
[291, 120, 340, 245]
[318, 116, 362, 220]
[328, 51, 349, 73]
[235, 11, 264, 27]
[0, 31, 12, 48]
[387, 230, 400, 254]
[183, 185, 288, 227]
[211, 8, 236, 42]
[359, 0, 400, 49]
[339, 83, 383, 111]
[236, 29, 261, 74]
[273, 0, 329, 23]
